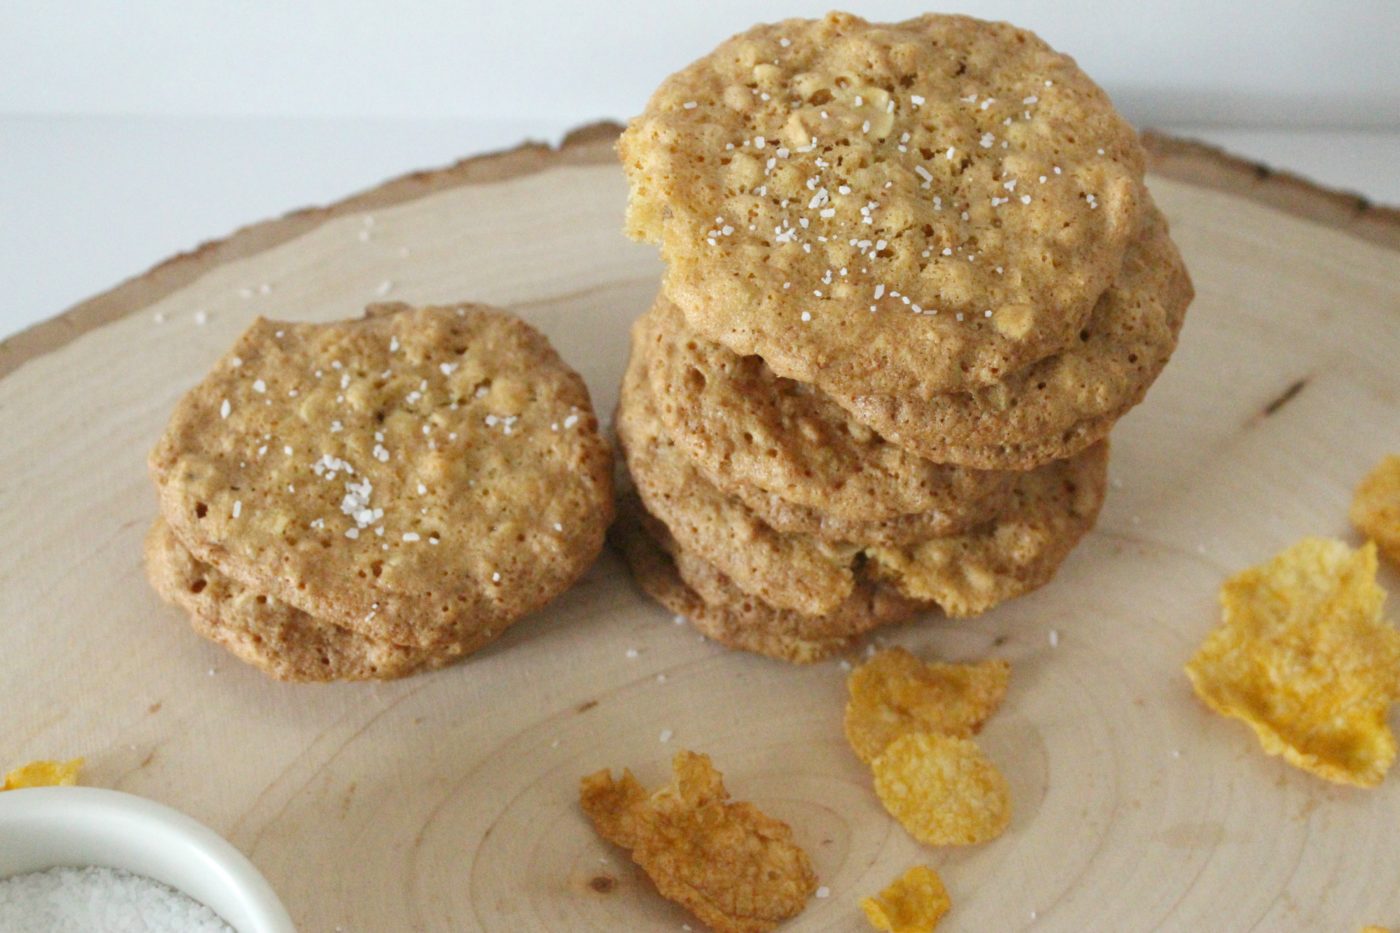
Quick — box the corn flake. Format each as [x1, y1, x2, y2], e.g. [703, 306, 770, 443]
[1352, 454, 1400, 569]
[580, 750, 817, 933]
[1185, 538, 1400, 787]
[861, 865, 951, 932]
[872, 733, 1010, 846]
[2, 757, 83, 791]
[845, 648, 1010, 763]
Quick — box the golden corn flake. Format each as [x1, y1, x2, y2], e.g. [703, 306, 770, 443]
[845, 647, 1010, 763]
[580, 750, 818, 933]
[861, 865, 951, 932]
[872, 733, 1010, 846]
[1352, 454, 1400, 569]
[2, 757, 83, 791]
[1185, 538, 1400, 787]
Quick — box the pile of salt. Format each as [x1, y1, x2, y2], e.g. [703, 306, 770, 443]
[0, 865, 233, 932]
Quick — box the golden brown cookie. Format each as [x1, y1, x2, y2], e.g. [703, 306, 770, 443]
[830, 205, 1192, 469]
[638, 295, 1013, 527]
[621, 335, 1111, 621]
[719, 477, 1001, 548]
[613, 496, 927, 663]
[145, 520, 467, 681]
[620, 12, 1147, 401]
[618, 344, 857, 616]
[150, 302, 613, 650]
[867, 442, 1109, 615]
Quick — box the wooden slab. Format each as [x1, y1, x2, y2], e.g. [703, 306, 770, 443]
[2, 123, 1398, 932]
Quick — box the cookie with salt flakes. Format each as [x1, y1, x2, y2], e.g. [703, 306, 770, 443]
[620, 11, 1146, 402]
[829, 203, 1191, 469]
[614, 496, 928, 664]
[145, 519, 465, 681]
[639, 295, 1014, 528]
[150, 302, 613, 651]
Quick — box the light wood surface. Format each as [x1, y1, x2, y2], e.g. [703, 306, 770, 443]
[2, 124, 1398, 932]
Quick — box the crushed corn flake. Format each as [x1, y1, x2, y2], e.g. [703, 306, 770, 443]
[861, 865, 951, 932]
[2, 757, 84, 791]
[1185, 538, 1400, 787]
[844, 648, 1010, 763]
[580, 750, 817, 933]
[872, 734, 1010, 846]
[1351, 454, 1400, 569]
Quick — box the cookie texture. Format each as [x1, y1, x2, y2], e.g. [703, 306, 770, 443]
[150, 302, 613, 650]
[145, 520, 463, 681]
[719, 478, 1004, 548]
[614, 496, 926, 663]
[620, 12, 1146, 401]
[618, 343, 857, 616]
[868, 442, 1109, 615]
[612, 11, 1180, 660]
[639, 296, 1013, 525]
[830, 203, 1192, 468]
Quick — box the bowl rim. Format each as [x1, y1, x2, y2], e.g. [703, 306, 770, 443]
[0, 785, 295, 933]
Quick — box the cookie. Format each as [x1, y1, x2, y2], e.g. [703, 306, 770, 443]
[145, 519, 466, 681]
[720, 477, 1002, 548]
[639, 295, 1013, 526]
[622, 342, 1110, 625]
[829, 203, 1192, 468]
[614, 496, 927, 663]
[867, 441, 1109, 615]
[618, 344, 857, 616]
[150, 302, 613, 650]
[619, 12, 1146, 401]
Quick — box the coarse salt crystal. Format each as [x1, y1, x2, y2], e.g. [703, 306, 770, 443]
[0, 866, 233, 932]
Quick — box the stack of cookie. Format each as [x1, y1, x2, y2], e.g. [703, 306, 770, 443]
[146, 302, 613, 681]
[613, 13, 1192, 662]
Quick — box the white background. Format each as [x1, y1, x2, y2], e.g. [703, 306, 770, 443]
[3, 1, 1398, 336]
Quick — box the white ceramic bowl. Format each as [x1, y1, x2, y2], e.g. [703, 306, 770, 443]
[0, 786, 295, 933]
